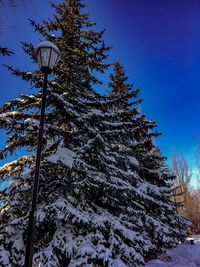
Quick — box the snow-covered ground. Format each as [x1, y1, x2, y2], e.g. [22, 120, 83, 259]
[145, 236, 200, 267]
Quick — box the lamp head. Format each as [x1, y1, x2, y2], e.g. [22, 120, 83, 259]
[33, 41, 60, 74]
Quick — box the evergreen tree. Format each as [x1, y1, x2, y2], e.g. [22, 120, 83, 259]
[108, 62, 189, 257]
[0, 1, 151, 267]
[0, 1, 189, 267]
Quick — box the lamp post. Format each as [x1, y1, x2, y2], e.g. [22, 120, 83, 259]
[24, 41, 60, 267]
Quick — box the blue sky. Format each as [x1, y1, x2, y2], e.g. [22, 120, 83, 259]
[0, 0, 200, 184]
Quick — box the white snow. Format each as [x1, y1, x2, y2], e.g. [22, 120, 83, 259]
[145, 236, 200, 267]
[128, 156, 139, 167]
[48, 148, 75, 168]
[108, 259, 127, 267]
[0, 247, 10, 266]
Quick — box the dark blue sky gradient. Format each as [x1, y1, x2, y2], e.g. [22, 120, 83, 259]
[1, 0, 200, 183]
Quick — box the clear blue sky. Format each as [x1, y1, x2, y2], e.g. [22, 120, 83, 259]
[1, 0, 200, 183]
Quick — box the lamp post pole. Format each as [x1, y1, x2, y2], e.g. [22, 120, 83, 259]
[24, 72, 48, 267]
[24, 41, 60, 267]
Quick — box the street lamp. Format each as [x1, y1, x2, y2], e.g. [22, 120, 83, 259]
[24, 41, 60, 267]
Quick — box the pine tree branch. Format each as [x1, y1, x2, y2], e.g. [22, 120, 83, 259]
[0, 155, 34, 177]
[0, 47, 14, 56]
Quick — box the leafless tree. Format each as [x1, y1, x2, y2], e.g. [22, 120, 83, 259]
[0, 0, 16, 8]
[0, 0, 17, 30]
[172, 151, 200, 233]
[0, 0, 28, 31]
[0, 0, 28, 55]
[172, 151, 192, 191]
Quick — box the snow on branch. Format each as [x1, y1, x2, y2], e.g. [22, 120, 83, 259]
[48, 148, 76, 169]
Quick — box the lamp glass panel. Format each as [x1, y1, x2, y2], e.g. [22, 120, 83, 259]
[49, 49, 59, 70]
[36, 50, 42, 69]
[40, 47, 51, 68]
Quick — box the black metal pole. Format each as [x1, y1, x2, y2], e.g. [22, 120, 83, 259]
[24, 72, 48, 267]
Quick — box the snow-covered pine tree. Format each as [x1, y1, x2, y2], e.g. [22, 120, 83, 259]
[108, 62, 189, 257]
[0, 1, 160, 266]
